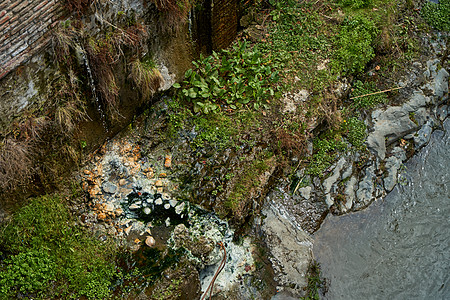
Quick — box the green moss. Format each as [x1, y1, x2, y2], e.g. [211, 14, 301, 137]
[333, 15, 378, 74]
[350, 80, 388, 109]
[421, 0, 450, 31]
[306, 136, 347, 177]
[0, 195, 118, 299]
[343, 117, 367, 149]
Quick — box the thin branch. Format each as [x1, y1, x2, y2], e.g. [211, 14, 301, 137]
[350, 86, 404, 100]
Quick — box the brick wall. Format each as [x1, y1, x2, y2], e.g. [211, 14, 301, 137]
[0, 0, 64, 79]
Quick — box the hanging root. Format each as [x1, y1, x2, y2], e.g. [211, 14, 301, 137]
[201, 241, 227, 300]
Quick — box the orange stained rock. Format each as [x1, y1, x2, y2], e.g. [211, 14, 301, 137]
[164, 155, 172, 168]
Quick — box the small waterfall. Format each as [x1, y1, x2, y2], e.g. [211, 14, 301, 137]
[188, 10, 193, 41]
[78, 45, 108, 131]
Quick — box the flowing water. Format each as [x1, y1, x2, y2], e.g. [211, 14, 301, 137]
[314, 118, 450, 300]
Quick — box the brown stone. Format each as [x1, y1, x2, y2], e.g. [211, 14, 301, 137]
[164, 155, 172, 168]
[97, 212, 107, 220]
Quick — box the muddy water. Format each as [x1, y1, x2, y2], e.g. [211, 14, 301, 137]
[314, 118, 450, 300]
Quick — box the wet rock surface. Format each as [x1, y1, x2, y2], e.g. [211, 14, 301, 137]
[260, 203, 313, 297]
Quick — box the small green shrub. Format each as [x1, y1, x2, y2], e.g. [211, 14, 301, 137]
[421, 0, 450, 31]
[334, 16, 378, 74]
[0, 250, 56, 297]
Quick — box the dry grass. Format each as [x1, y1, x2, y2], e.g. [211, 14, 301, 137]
[153, 0, 192, 31]
[86, 23, 149, 119]
[64, 0, 92, 17]
[0, 138, 33, 191]
[129, 59, 163, 100]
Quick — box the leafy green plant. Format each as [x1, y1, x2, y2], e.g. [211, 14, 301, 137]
[0, 250, 56, 297]
[0, 195, 118, 299]
[334, 15, 378, 74]
[174, 40, 279, 113]
[421, 0, 450, 31]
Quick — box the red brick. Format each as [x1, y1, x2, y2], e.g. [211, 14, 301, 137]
[0, 11, 6, 18]
[0, 1, 9, 11]
[12, 1, 29, 14]
[0, 18, 10, 32]
[0, 14, 10, 25]
[35, 0, 49, 11]
[8, 1, 21, 11]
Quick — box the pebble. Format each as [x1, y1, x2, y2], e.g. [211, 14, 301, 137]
[104, 202, 114, 212]
[115, 208, 123, 216]
[102, 182, 118, 194]
[124, 226, 132, 235]
[97, 212, 107, 220]
[145, 236, 156, 247]
[155, 198, 163, 205]
[164, 155, 172, 168]
[162, 193, 171, 200]
[155, 180, 163, 187]
[169, 199, 178, 207]
[175, 202, 185, 215]
[164, 204, 171, 209]
[143, 207, 151, 214]
[119, 179, 127, 186]
[129, 203, 140, 210]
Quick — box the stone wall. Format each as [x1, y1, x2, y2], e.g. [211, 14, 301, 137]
[0, 0, 64, 79]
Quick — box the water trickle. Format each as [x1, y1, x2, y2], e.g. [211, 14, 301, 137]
[79, 45, 109, 131]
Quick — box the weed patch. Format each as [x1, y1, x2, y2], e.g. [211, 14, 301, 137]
[0, 195, 118, 299]
[333, 15, 378, 74]
[421, 0, 450, 31]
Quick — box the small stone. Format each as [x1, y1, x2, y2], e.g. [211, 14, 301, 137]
[134, 238, 141, 244]
[164, 155, 172, 168]
[129, 203, 140, 210]
[164, 204, 171, 209]
[165, 217, 171, 227]
[169, 199, 178, 207]
[145, 236, 156, 247]
[124, 226, 132, 235]
[115, 208, 123, 216]
[155, 180, 163, 187]
[83, 169, 91, 175]
[157, 187, 163, 193]
[104, 202, 114, 212]
[143, 207, 151, 214]
[162, 193, 171, 200]
[102, 182, 118, 194]
[155, 198, 163, 205]
[119, 179, 127, 186]
[175, 202, 185, 215]
[97, 212, 107, 220]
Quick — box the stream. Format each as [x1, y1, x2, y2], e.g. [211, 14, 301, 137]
[313, 117, 450, 299]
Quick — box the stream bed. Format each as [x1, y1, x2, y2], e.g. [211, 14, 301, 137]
[313, 118, 450, 299]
